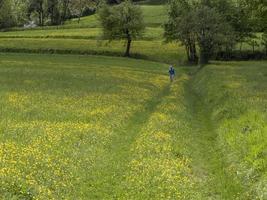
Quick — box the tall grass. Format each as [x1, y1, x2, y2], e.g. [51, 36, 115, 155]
[192, 61, 267, 199]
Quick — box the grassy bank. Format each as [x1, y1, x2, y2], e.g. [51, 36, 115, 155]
[191, 61, 267, 199]
[0, 38, 185, 64]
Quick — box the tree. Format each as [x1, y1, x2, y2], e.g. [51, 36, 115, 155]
[193, 6, 233, 65]
[28, 0, 45, 26]
[0, 0, 14, 29]
[99, 0, 145, 57]
[11, 0, 28, 26]
[164, 0, 198, 64]
[165, 0, 234, 65]
[59, 0, 70, 23]
[47, 0, 61, 25]
[70, 0, 97, 23]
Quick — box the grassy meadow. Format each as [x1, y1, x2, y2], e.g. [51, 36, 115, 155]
[0, 53, 194, 199]
[0, 1, 266, 199]
[0, 54, 266, 199]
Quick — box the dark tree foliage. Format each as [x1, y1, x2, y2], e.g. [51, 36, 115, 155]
[165, 0, 234, 65]
[0, 0, 15, 28]
[47, 0, 61, 25]
[28, 0, 45, 26]
[164, 0, 198, 64]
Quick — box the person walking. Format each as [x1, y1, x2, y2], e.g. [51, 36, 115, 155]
[169, 65, 175, 82]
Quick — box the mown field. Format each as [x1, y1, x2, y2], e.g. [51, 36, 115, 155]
[0, 53, 266, 199]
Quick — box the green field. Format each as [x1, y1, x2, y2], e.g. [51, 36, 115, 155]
[0, 38, 185, 64]
[0, 0, 266, 199]
[0, 53, 266, 199]
[0, 4, 264, 64]
[64, 5, 167, 28]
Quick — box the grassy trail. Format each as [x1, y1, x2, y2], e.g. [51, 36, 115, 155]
[82, 72, 244, 199]
[185, 75, 243, 199]
[83, 85, 170, 199]
[84, 71, 244, 199]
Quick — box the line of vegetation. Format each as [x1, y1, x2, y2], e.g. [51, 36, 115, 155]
[164, 0, 267, 65]
[0, 38, 186, 64]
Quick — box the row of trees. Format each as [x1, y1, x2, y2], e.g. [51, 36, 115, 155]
[0, 0, 146, 28]
[164, 0, 267, 65]
[1, 0, 266, 64]
[99, 0, 267, 64]
[0, 0, 101, 28]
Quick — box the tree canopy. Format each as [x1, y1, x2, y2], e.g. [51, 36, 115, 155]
[164, 0, 267, 65]
[99, 0, 145, 57]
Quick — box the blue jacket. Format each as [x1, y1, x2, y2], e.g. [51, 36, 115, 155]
[169, 68, 175, 75]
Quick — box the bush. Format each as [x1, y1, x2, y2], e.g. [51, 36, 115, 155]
[215, 50, 267, 61]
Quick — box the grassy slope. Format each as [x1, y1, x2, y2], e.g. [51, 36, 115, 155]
[63, 5, 167, 28]
[0, 1, 266, 199]
[0, 5, 185, 64]
[0, 53, 195, 199]
[190, 62, 267, 199]
[0, 38, 185, 64]
[0, 27, 164, 40]
[0, 53, 266, 199]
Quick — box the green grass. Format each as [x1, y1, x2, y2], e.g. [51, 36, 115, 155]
[63, 5, 167, 28]
[0, 53, 195, 199]
[0, 53, 266, 199]
[0, 38, 185, 64]
[190, 61, 267, 199]
[7, 5, 167, 30]
[63, 15, 99, 28]
[0, 27, 164, 40]
[0, 0, 266, 199]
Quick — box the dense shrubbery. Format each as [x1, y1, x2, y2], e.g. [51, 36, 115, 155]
[215, 50, 267, 61]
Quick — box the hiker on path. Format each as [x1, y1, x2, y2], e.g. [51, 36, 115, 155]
[169, 65, 175, 82]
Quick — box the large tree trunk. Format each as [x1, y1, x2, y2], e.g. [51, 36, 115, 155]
[125, 38, 132, 57]
[185, 42, 198, 64]
[125, 29, 132, 57]
[61, 0, 70, 24]
[189, 42, 198, 63]
[39, 2, 44, 26]
[199, 48, 209, 66]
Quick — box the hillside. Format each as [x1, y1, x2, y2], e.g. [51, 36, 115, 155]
[0, 0, 266, 199]
[0, 53, 266, 199]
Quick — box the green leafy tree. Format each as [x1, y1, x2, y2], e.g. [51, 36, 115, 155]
[164, 0, 198, 64]
[165, 0, 234, 65]
[262, 33, 267, 55]
[11, 0, 29, 26]
[99, 0, 145, 57]
[59, 0, 70, 23]
[70, 0, 97, 23]
[47, 0, 61, 25]
[0, 0, 14, 29]
[28, 0, 45, 26]
[193, 6, 232, 65]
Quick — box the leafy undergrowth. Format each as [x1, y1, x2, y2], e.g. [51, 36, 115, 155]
[192, 61, 267, 199]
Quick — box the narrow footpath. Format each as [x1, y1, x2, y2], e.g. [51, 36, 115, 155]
[184, 74, 243, 199]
